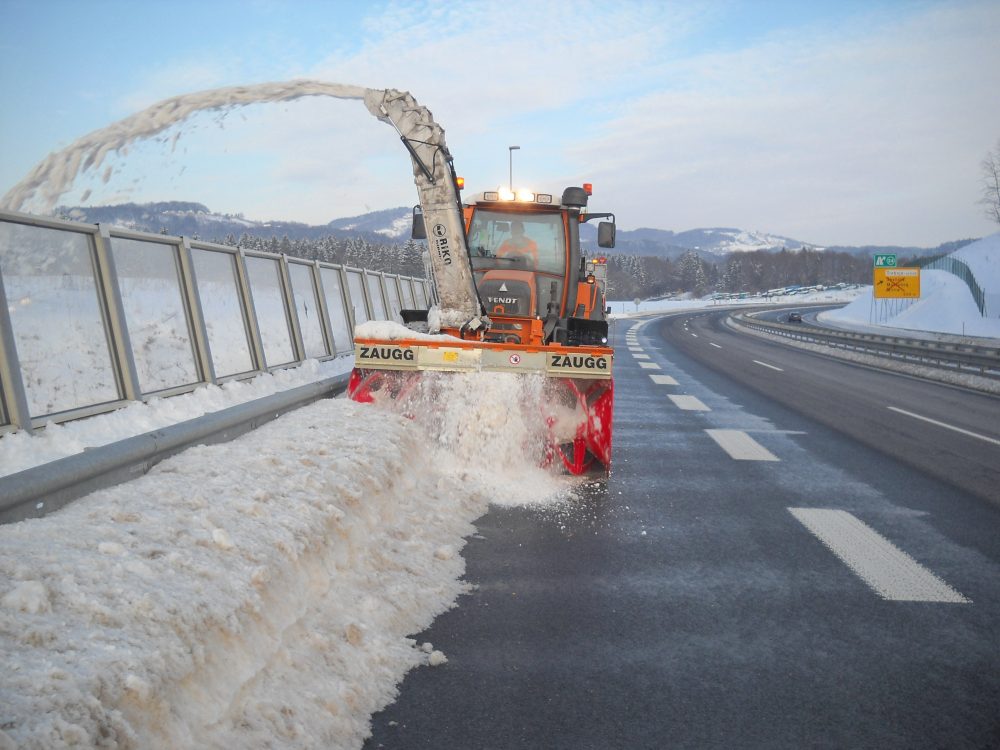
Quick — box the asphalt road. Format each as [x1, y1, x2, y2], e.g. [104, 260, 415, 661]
[363, 311, 1000, 750]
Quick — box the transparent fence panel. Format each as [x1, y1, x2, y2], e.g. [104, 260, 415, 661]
[400, 278, 415, 309]
[414, 281, 428, 308]
[0, 222, 120, 416]
[245, 256, 295, 366]
[346, 270, 370, 327]
[110, 237, 199, 393]
[385, 277, 403, 322]
[288, 262, 328, 359]
[190, 247, 255, 377]
[320, 267, 352, 352]
[366, 273, 387, 320]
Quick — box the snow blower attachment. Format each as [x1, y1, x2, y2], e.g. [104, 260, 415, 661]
[349, 89, 616, 474]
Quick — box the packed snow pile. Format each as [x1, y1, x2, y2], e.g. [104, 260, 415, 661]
[822, 233, 1000, 338]
[354, 318, 463, 342]
[0, 378, 576, 749]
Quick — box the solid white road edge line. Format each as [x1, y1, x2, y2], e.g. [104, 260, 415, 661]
[705, 429, 779, 461]
[668, 394, 710, 411]
[753, 360, 784, 372]
[887, 406, 1000, 447]
[788, 508, 970, 603]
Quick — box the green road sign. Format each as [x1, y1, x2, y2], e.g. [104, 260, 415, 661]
[873, 254, 897, 267]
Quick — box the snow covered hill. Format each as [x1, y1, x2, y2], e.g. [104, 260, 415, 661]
[821, 232, 1000, 338]
[56, 201, 977, 263]
[60, 202, 413, 243]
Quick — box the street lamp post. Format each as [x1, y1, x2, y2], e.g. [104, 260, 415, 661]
[508, 145, 520, 191]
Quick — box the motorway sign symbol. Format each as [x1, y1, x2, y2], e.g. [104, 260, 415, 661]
[873, 254, 897, 267]
[873, 267, 920, 298]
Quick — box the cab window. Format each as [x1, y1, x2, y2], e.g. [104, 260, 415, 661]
[467, 210, 565, 275]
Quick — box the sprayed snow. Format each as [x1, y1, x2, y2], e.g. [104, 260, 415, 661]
[1, 80, 372, 215]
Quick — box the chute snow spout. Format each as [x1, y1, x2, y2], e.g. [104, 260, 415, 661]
[363, 88, 487, 333]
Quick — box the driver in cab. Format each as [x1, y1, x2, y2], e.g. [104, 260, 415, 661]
[496, 221, 538, 267]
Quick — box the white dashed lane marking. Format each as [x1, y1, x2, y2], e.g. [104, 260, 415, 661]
[669, 394, 710, 411]
[639, 362, 661, 370]
[705, 429, 778, 461]
[709, 342, 722, 349]
[887, 406, 1000, 447]
[753, 360, 783, 372]
[633, 354, 650, 360]
[649, 374, 679, 385]
[788, 508, 970, 603]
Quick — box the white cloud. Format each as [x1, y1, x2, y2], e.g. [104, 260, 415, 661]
[564, 1, 1000, 244]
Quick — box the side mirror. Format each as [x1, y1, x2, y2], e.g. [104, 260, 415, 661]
[411, 205, 426, 240]
[598, 221, 616, 248]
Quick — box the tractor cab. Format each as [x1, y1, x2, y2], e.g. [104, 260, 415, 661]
[457, 186, 616, 346]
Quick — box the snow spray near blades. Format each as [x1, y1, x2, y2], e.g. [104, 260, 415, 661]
[380, 370, 574, 504]
[0, 80, 373, 214]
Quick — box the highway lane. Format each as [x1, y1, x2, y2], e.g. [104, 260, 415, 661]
[364, 314, 1000, 749]
[665, 309, 1000, 506]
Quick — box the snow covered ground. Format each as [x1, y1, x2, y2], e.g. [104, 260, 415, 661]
[2, 234, 998, 749]
[0, 372, 580, 749]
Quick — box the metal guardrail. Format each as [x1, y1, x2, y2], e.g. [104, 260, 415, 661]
[915, 255, 991, 317]
[0, 210, 432, 436]
[0, 371, 350, 525]
[733, 312, 1000, 377]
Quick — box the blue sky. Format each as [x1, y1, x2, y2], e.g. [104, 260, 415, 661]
[1, 0, 998, 246]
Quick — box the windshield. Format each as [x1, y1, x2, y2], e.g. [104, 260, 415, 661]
[467, 209, 566, 275]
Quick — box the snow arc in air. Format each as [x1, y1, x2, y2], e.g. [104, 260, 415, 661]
[0, 80, 376, 214]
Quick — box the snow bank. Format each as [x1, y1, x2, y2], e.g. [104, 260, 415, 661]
[609, 287, 863, 317]
[0, 372, 580, 749]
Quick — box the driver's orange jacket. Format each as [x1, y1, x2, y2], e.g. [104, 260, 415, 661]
[496, 237, 539, 266]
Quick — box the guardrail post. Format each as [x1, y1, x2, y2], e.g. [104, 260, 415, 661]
[178, 237, 217, 384]
[94, 225, 142, 401]
[312, 260, 337, 356]
[236, 249, 267, 371]
[0, 268, 34, 433]
[279, 254, 305, 363]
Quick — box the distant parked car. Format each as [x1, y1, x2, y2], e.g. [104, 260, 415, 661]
[787, 311, 803, 323]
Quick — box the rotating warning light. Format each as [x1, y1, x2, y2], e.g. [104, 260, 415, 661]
[455, 176, 465, 190]
[583, 182, 593, 195]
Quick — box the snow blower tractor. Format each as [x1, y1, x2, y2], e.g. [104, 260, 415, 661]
[348, 89, 616, 475]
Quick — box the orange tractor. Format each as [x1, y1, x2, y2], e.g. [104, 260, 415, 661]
[348, 90, 616, 474]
